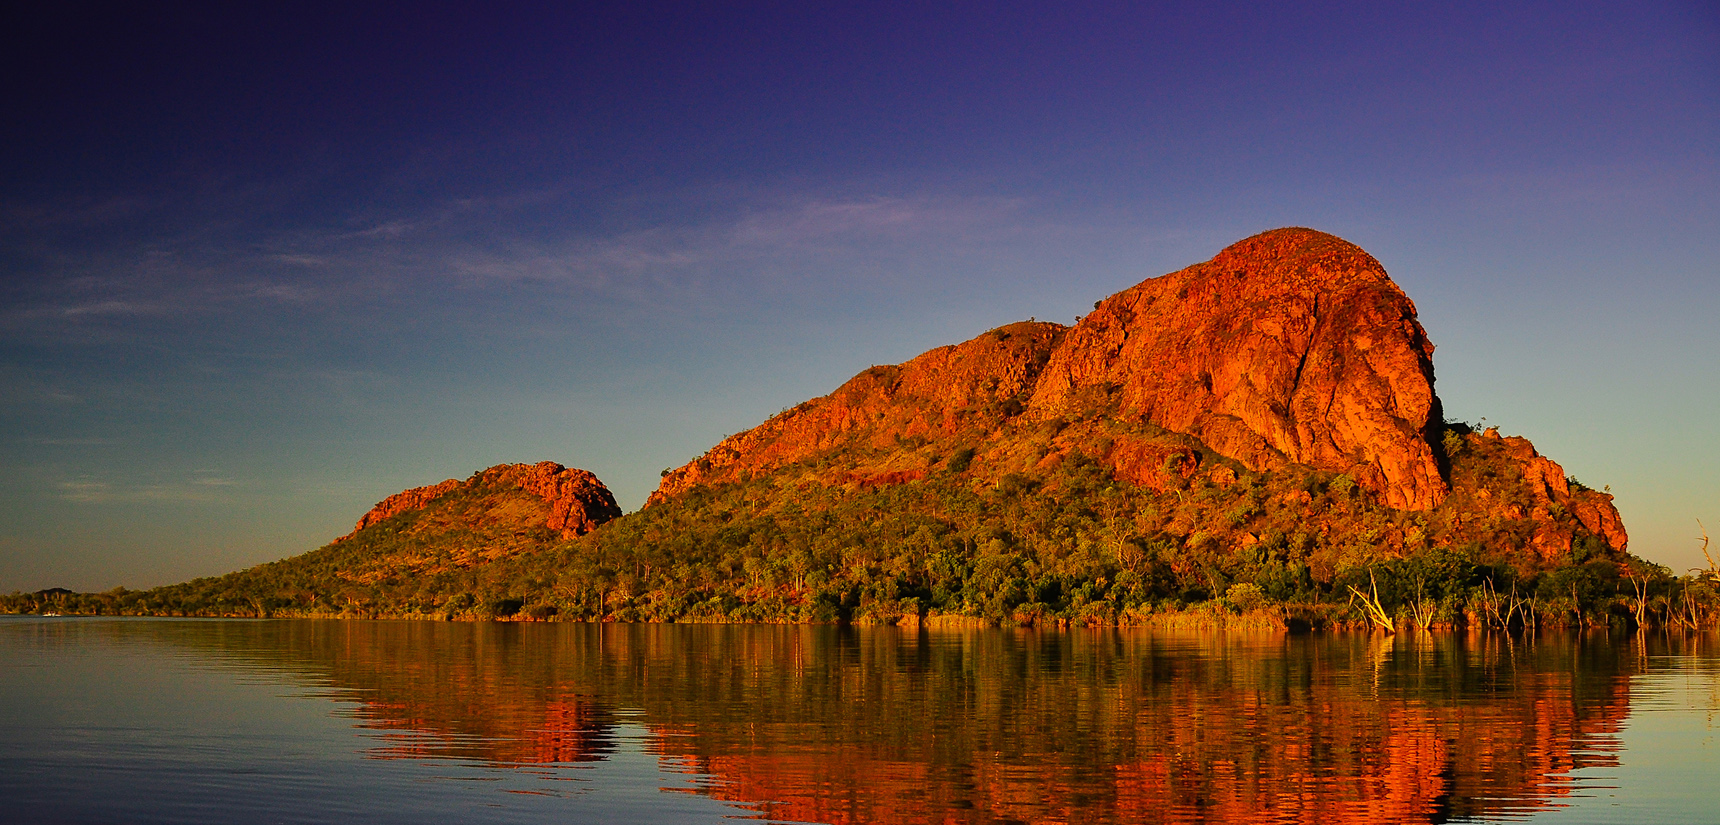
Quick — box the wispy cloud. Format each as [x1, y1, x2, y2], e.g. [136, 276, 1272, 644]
[446, 228, 709, 284]
[3, 250, 324, 341]
[240, 281, 318, 302]
[61, 300, 160, 317]
[273, 254, 327, 267]
[5, 182, 1059, 339]
[0, 194, 159, 230]
[732, 195, 1021, 246]
[338, 219, 417, 240]
[56, 474, 242, 504]
[411, 192, 1036, 303]
[57, 480, 113, 503]
[0, 379, 85, 406]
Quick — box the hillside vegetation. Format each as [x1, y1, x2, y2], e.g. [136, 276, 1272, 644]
[9, 422, 1710, 630]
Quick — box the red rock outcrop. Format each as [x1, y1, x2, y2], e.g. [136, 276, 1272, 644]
[1107, 437, 1202, 492]
[652, 228, 1445, 510]
[1031, 228, 1443, 510]
[1447, 430, 1629, 557]
[346, 461, 621, 539]
[350, 478, 466, 534]
[1569, 491, 1628, 553]
[646, 228, 1632, 559]
[648, 321, 1064, 505]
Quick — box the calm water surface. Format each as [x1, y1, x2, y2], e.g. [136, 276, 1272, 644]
[1, 618, 1715, 824]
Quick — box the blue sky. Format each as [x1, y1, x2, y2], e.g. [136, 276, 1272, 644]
[2, 2, 1716, 591]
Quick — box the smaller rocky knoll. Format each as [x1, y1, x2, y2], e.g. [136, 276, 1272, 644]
[348, 462, 620, 540]
[1442, 428, 1627, 557]
[92, 462, 622, 618]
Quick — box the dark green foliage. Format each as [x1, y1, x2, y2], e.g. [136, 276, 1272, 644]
[945, 447, 976, 474]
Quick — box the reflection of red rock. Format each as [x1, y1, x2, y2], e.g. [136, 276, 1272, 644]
[346, 461, 620, 539]
[529, 698, 613, 764]
[248, 623, 1637, 824]
[359, 691, 615, 765]
[649, 638, 1632, 825]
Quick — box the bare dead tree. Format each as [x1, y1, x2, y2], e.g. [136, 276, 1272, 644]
[1699, 520, 1717, 578]
[1347, 570, 1397, 633]
[1622, 561, 1650, 628]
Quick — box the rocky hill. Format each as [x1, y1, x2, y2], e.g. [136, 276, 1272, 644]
[346, 461, 620, 540]
[650, 228, 1620, 563]
[14, 228, 1657, 628]
[101, 462, 621, 617]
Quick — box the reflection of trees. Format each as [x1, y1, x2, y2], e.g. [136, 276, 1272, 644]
[155, 621, 1657, 823]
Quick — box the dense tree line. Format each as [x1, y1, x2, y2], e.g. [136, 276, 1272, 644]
[8, 423, 1716, 631]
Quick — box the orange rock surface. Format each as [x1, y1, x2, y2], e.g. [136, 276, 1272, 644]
[1444, 429, 1629, 557]
[655, 228, 1443, 509]
[347, 461, 620, 539]
[647, 227, 1627, 555]
[648, 320, 1065, 505]
[1030, 228, 1444, 510]
[350, 478, 465, 534]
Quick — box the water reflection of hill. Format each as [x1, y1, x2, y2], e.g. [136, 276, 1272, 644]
[163, 622, 1670, 823]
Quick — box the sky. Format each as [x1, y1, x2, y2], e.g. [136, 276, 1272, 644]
[2, 1, 1716, 592]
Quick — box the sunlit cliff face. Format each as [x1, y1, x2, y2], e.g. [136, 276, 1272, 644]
[652, 229, 1449, 512]
[185, 622, 1644, 824]
[642, 229, 1626, 565]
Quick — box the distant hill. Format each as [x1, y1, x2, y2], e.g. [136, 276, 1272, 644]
[12, 228, 1675, 629]
[95, 462, 620, 618]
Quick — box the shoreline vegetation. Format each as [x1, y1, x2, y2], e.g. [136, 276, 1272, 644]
[8, 425, 1716, 633]
[6, 599, 1718, 633]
